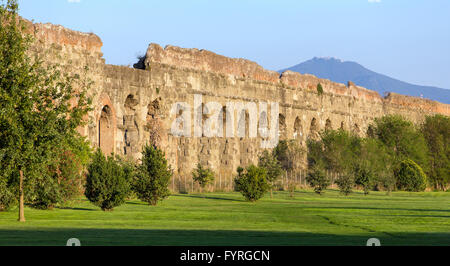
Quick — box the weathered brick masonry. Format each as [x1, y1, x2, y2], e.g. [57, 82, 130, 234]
[27, 19, 450, 191]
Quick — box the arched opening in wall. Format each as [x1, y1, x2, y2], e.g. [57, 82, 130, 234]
[279, 114, 286, 139]
[293, 117, 302, 140]
[123, 94, 139, 156]
[238, 109, 250, 138]
[325, 119, 332, 131]
[309, 117, 319, 139]
[99, 105, 114, 155]
[220, 106, 227, 138]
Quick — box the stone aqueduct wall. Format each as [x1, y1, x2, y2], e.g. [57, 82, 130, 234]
[28, 20, 449, 191]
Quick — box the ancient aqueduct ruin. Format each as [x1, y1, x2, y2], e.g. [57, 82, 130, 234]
[25, 19, 449, 191]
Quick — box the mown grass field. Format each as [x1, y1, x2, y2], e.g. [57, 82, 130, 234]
[0, 189, 449, 246]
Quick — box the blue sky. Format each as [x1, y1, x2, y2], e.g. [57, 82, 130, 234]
[18, 0, 450, 89]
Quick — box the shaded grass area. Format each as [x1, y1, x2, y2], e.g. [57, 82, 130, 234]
[0, 190, 449, 246]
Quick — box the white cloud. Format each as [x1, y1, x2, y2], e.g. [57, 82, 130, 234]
[368, 0, 381, 3]
[68, 0, 81, 3]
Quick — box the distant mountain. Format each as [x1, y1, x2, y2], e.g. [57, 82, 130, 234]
[279, 57, 450, 104]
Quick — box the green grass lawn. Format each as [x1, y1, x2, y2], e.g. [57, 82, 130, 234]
[0, 189, 449, 246]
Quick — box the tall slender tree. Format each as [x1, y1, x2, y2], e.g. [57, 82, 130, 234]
[0, 0, 92, 221]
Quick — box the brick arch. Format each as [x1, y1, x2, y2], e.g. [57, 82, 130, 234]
[96, 93, 116, 155]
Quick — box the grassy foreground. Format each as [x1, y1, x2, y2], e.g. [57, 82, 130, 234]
[0, 190, 449, 246]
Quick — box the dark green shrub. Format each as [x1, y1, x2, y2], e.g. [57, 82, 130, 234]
[336, 174, 354, 196]
[234, 165, 269, 202]
[85, 149, 130, 211]
[396, 159, 428, 192]
[133, 145, 172, 205]
[306, 166, 330, 195]
[317, 83, 324, 95]
[192, 163, 215, 192]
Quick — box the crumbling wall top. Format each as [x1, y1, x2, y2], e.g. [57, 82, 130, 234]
[23, 18, 102, 53]
[145, 43, 280, 83]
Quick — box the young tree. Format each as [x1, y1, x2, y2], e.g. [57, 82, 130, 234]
[192, 163, 215, 193]
[133, 145, 172, 205]
[258, 150, 283, 198]
[335, 174, 354, 196]
[273, 140, 305, 193]
[234, 165, 269, 202]
[306, 165, 330, 195]
[421, 115, 449, 190]
[84, 150, 131, 211]
[0, 0, 91, 221]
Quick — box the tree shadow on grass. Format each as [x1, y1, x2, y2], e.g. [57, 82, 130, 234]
[302, 206, 450, 213]
[55, 207, 97, 211]
[0, 228, 448, 246]
[172, 194, 245, 202]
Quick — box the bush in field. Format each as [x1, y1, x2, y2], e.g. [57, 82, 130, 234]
[85, 149, 130, 211]
[133, 145, 172, 205]
[306, 165, 330, 195]
[192, 163, 215, 192]
[234, 165, 269, 202]
[353, 164, 374, 195]
[258, 150, 283, 198]
[336, 174, 354, 196]
[396, 159, 428, 192]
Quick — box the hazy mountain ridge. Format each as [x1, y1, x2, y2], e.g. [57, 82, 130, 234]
[280, 57, 450, 104]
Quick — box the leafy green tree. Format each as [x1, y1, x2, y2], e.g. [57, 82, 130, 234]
[306, 165, 330, 195]
[321, 129, 360, 174]
[258, 150, 283, 198]
[421, 115, 449, 190]
[273, 140, 304, 194]
[353, 138, 393, 194]
[234, 165, 269, 202]
[372, 115, 429, 174]
[84, 150, 131, 211]
[133, 145, 172, 205]
[192, 163, 215, 193]
[30, 138, 92, 209]
[396, 159, 428, 192]
[0, 0, 91, 221]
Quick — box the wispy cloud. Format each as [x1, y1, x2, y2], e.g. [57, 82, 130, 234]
[368, 0, 381, 3]
[67, 0, 81, 3]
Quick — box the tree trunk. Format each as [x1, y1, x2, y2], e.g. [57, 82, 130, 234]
[18, 170, 25, 222]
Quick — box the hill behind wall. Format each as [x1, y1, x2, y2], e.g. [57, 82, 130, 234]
[144, 43, 449, 116]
